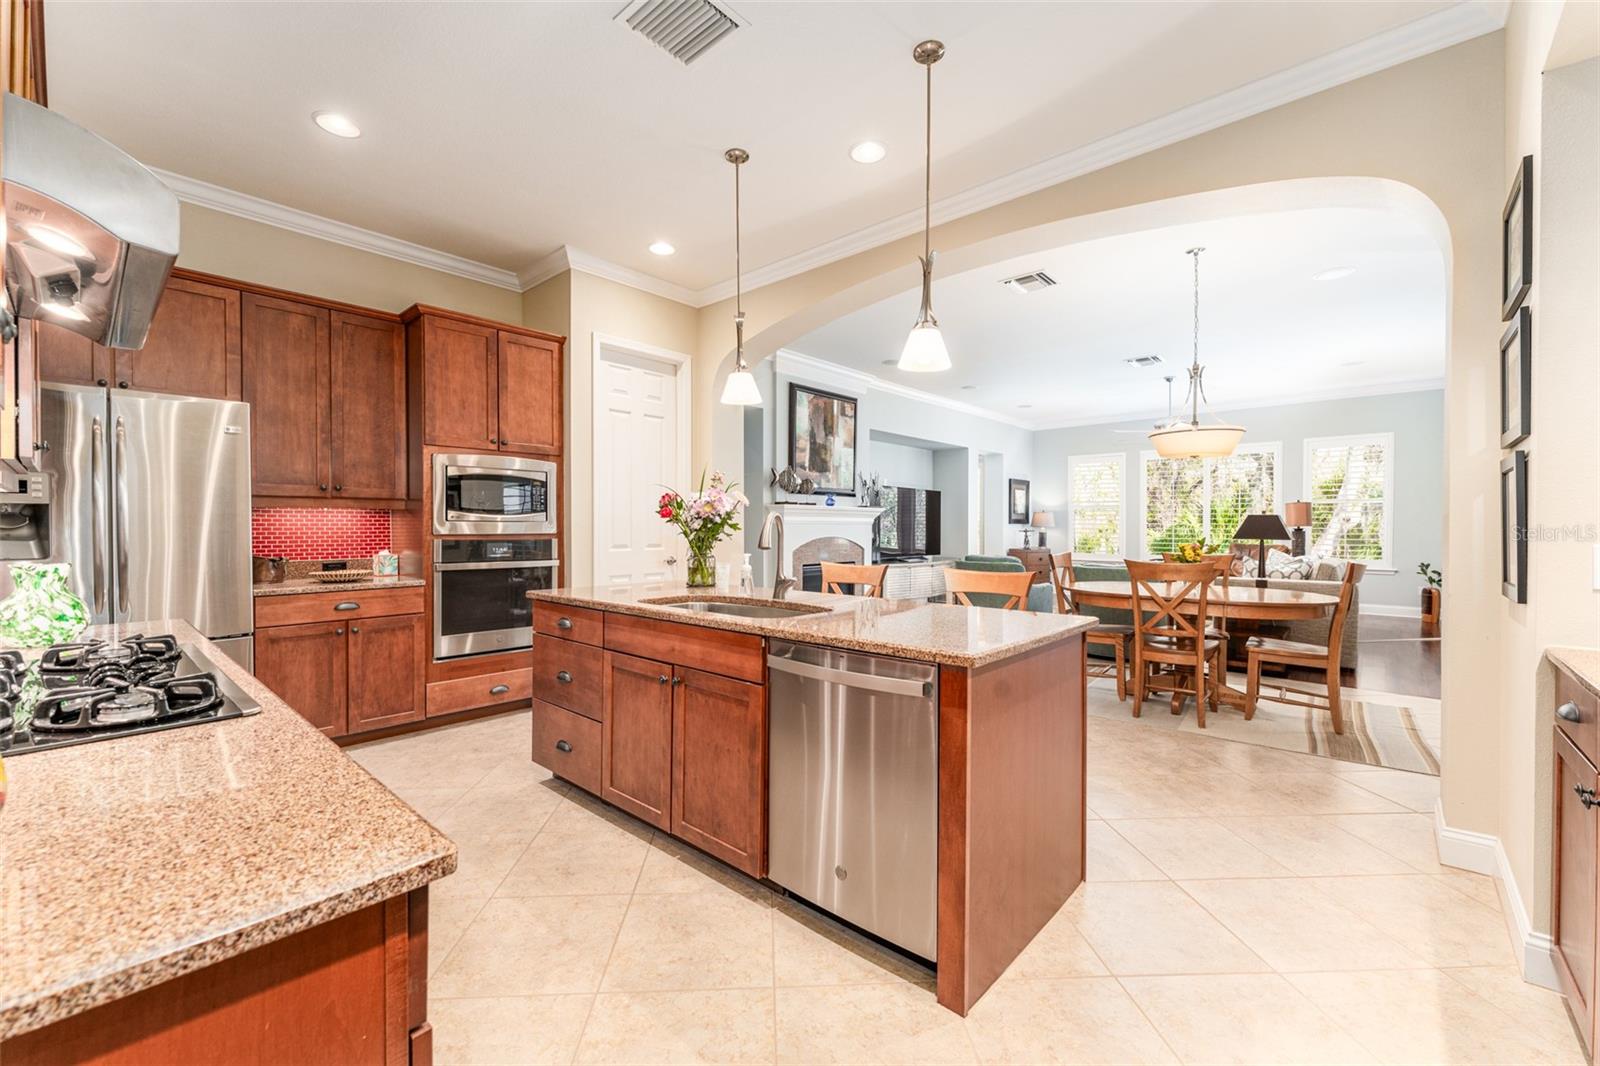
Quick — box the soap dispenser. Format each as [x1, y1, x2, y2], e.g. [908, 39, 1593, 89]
[738, 553, 755, 595]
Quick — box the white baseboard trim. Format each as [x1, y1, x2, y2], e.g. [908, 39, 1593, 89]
[1360, 603, 1424, 618]
[1434, 801, 1559, 990]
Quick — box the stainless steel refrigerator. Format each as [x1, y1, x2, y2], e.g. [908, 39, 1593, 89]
[0, 383, 253, 668]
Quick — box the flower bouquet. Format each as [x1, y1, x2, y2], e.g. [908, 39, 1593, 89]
[657, 470, 748, 587]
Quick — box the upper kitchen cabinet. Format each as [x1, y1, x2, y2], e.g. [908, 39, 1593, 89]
[403, 306, 564, 457]
[31, 319, 110, 388]
[329, 311, 408, 501]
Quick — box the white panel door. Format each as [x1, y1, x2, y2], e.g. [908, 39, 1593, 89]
[595, 347, 681, 587]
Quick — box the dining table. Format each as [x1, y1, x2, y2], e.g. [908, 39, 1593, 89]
[1067, 579, 1340, 715]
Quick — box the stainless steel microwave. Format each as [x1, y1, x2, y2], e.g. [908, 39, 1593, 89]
[432, 453, 557, 536]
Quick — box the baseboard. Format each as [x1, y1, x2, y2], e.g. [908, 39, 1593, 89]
[1434, 801, 1560, 990]
[1360, 603, 1424, 618]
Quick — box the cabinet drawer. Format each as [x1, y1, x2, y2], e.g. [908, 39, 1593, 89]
[426, 667, 532, 718]
[532, 636, 603, 721]
[255, 587, 425, 628]
[1556, 668, 1599, 767]
[533, 601, 605, 647]
[605, 611, 764, 683]
[532, 699, 601, 794]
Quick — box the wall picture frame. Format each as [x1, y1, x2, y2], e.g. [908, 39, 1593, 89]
[1500, 306, 1532, 448]
[1501, 449, 1528, 604]
[788, 382, 858, 495]
[1008, 479, 1030, 524]
[1502, 154, 1533, 321]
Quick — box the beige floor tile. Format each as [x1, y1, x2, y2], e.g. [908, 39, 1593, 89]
[1240, 772, 1409, 815]
[964, 976, 1178, 1064]
[1108, 819, 1294, 880]
[1120, 973, 1376, 1065]
[577, 988, 776, 1065]
[773, 899, 933, 988]
[1287, 969, 1586, 1064]
[1219, 816, 1415, 876]
[775, 983, 977, 1064]
[432, 836, 533, 901]
[1332, 766, 1441, 812]
[1433, 870, 1501, 909]
[387, 785, 470, 821]
[431, 779, 567, 842]
[1329, 812, 1451, 873]
[432, 895, 630, 997]
[429, 895, 489, 978]
[602, 890, 774, 992]
[1304, 875, 1514, 967]
[1442, 965, 1586, 1051]
[1084, 822, 1166, 882]
[1064, 881, 1268, 975]
[635, 833, 775, 904]
[430, 994, 592, 1065]
[495, 799, 652, 897]
[1178, 877, 1418, 972]
[998, 906, 1108, 981]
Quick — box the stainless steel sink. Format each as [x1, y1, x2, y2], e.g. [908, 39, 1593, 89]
[646, 598, 828, 619]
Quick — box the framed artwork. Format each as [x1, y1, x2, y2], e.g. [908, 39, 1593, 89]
[1500, 307, 1532, 448]
[1008, 478, 1030, 524]
[1502, 154, 1533, 321]
[1501, 449, 1528, 604]
[788, 383, 858, 495]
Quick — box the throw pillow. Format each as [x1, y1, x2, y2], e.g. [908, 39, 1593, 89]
[1267, 553, 1314, 580]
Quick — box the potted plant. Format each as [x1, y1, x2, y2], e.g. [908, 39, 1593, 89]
[657, 470, 748, 587]
[1417, 562, 1442, 623]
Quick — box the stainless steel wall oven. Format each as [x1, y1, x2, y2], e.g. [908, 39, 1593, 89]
[432, 539, 558, 659]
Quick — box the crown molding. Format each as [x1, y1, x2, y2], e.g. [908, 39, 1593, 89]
[776, 348, 1036, 430]
[1028, 376, 1446, 432]
[564, 247, 701, 306]
[153, 168, 524, 291]
[516, 246, 572, 291]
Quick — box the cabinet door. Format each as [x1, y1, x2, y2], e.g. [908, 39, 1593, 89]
[422, 317, 498, 450]
[601, 650, 673, 830]
[255, 622, 348, 737]
[347, 614, 425, 733]
[329, 311, 406, 502]
[243, 293, 331, 499]
[113, 276, 242, 399]
[33, 319, 110, 387]
[1554, 728, 1598, 1054]
[496, 331, 561, 454]
[672, 666, 765, 876]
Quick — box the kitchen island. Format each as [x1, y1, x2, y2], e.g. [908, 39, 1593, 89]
[0, 620, 456, 1064]
[528, 584, 1092, 1015]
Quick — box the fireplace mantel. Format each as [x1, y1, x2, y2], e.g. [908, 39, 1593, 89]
[769, 502, 884, 576]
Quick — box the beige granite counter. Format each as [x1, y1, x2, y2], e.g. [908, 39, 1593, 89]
[1549, 646, 1600, 698]
[0, 620, 456, 1040]
[531, 584, 1095, 668]
[253, 575, 425, 598]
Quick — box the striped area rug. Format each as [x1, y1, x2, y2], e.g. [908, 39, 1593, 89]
[1086, 674, 1441, 775]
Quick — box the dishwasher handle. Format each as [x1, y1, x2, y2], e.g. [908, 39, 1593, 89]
[767, 652, 933, 699]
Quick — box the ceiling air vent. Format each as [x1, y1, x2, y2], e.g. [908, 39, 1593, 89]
[1001, 271, 1057, 294]
[1124, 355, 1164, 368]
[617, 0, 742, 66]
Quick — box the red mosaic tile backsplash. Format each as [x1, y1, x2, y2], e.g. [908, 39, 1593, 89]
[252, 508, 392, 561]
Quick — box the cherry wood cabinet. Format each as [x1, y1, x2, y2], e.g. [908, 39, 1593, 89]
[31, 318, 110, 387]
[255, 621, 349, 737]
[600, 650, 675, 830]
[1553, 664, 1600, 1061]
[672, 666, 765, 876]
[348, 615, 427, 734]
[330, 311, 408, 501]
[417, 315, 498, 450]
[496, 330, 562, 454]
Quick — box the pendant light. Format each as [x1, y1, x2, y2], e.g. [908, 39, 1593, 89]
[1148, 247, 1245, 458]
[899, 39, 951, 373]
[719, 147, 763, 406]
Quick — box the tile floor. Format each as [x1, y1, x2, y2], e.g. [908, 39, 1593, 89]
[347, 696, 1583, 1065]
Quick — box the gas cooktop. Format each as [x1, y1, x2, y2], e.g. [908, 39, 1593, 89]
[0, 633, 260, 756]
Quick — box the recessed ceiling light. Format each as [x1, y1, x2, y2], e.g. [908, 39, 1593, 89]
[1312, 267, 1356, 281]
[312, 111, 361, 139]
[25, 224, 90, 259]
[40, 301, 89, 322]
[850, 141, 887, 164]
[648, 240, 676, 256]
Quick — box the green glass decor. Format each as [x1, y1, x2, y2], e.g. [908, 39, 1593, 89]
[0, 563, 90, 647]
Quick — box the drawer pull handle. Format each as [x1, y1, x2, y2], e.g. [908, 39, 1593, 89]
[671, 676, 683, 686]
[1577, 785, 1599, 811]
[658, 674, 669, 685]
[334, 602, 360, 612]
[1558, 701, 1582, 723]
[556, 617, 573, 630]
[489, 684, 511, 696]
[555, 671, 573, 684]
[555, 739, 572, 753]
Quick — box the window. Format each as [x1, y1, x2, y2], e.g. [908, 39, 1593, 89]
[1304, 433, 1393, 568]
[1140, 444, 1280, 557]
[1066, 453, 1124, 559]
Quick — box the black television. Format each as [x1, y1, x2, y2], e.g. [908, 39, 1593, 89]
[875, 486, 941, 558]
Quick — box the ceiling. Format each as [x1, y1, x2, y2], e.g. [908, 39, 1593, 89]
[786, 206, 1447, 428]
[46, 1, 1493, 297]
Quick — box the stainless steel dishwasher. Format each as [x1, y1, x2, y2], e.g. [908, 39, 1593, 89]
[767, 639, 939, 960]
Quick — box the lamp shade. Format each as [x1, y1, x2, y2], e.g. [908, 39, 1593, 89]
[1031, 510, 1056, 528]
[1284, 501, 1312, 527]
[1234, 513, 1291, 542]
[899, 323, 952, 372]
[1148, 422, 1245, 459]
[719, 368, 762, 406]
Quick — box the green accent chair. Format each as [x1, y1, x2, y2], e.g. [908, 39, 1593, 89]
[950, 556, 1055, 613]
[1069, 562, 1135, 660]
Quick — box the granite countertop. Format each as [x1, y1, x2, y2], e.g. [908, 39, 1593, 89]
[531, 584, 1094, 668]
[253, 575, 426, 597]
[1549, 646, 1600, 698]
[0, 620, 457, 1040]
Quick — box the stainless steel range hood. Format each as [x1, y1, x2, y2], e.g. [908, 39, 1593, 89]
[3, 93, 179, 349]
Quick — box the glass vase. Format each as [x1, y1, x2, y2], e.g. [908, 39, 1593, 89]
[0, 562, 90, 647]
[686, 548, 716, 588]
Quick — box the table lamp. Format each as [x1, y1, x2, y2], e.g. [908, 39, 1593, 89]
[1284, 501, 1312, 557]
[1030, 510, 1056, 548]
[1234, 513, 1291, 589]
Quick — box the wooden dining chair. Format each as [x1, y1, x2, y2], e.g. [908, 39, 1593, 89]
[1126, 560, 1225, 728]
[943, 568, 1036, 611]
[820, 562, 889, 598]
[1244, 563, 1366, 734]
[1050, 551, 1133, 701]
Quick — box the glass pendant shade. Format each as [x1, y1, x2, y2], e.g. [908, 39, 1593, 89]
[720, 368, 762, 406]
[719, 147, 761, 407]
[1148, 422, 1246, 459]
[899, 322, 951, 372]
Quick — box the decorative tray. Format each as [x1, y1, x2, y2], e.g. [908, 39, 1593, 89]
[309, 569, 373, 584]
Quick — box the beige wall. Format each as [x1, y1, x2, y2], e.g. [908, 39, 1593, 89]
[177, 202, 523, 321]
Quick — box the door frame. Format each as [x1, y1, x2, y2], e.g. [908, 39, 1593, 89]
[590, 333, 693, 587]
